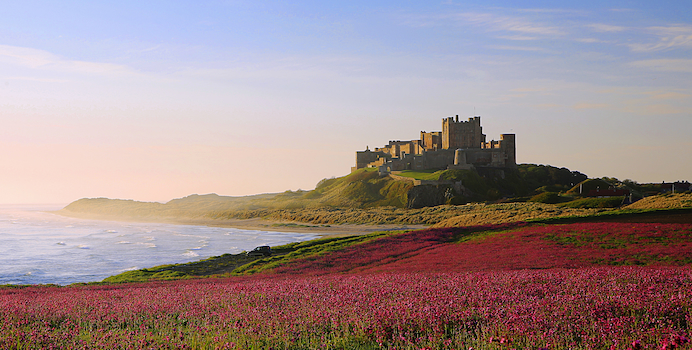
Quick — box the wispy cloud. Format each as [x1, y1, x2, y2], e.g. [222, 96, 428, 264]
[621, 103, 682, 115]
[575, 38, 609, 43]
[630, 59, 692, 73]
[511, 87, 549, 92]
[587, 23, 626, 32]
[401, 11, 566, 37]
[6, 76, 69, 83]
[517, 8, 586, 15]
[496, 35, 538, 41]
[452, 12, 565, 36]
[573, 102, 610, 110]
[627, 25, 692, 52]
[0, 44, 137, 77]
[486, 45, 552, 52]
[643, 91, 690, 100]
[533, 103, 561, 109]
[0, 45, 56, 68]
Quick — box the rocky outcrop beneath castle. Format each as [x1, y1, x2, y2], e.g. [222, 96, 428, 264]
[406, 185, 450, 209]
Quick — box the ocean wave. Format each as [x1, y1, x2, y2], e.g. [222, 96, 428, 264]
[174, 233, 211, 239]
[117, 241, 132, 244]
[182, 250, 199, 257]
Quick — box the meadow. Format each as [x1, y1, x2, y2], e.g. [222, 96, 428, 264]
[1, 268, 690, 349]
[2, 221, 692, 349]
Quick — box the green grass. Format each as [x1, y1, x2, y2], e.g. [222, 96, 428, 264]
[101, 252, 260, 283]
[395, 170, 443, 181]
[230, 231, 393, 274]
[102, 231, 394, 283]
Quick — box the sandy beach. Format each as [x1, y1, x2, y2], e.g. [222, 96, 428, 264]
[54, 210, 428, 237]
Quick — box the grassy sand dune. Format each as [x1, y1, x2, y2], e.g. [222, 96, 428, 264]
[431, 202, 605, 228]
[625, 192, 692, 209]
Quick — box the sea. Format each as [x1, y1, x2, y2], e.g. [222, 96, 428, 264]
[0, 205, 318, 285]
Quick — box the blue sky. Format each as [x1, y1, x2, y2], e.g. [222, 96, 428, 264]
[0, 1, 690, 203]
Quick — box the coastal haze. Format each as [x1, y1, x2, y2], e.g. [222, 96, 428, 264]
[0, 1, 691, 205]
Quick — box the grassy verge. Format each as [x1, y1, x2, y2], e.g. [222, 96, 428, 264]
[557, 196, 624, 208]
[393, 169, 442, 180]
[102, 231, 394, 283]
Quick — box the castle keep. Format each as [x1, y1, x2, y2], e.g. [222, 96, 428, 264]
[353, 116, 516, 173]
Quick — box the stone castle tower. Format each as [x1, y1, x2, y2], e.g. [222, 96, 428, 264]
[441, 115, 485, 149]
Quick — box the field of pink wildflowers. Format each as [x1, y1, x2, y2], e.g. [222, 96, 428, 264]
[1, 222, 692, 349]
[271, 222, 692, 275]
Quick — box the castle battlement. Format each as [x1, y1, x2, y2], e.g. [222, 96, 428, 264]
[353, 116, 515, 173]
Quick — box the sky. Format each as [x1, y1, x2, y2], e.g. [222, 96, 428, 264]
[0, 0, 691, 204]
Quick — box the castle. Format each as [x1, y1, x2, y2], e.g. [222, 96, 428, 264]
[353, 116, 516, 174]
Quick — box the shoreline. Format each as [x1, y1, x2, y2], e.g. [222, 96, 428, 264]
[53, 210, 429, 237]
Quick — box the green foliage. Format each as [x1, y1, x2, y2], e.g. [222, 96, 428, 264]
[440, 169, 492, 201]
[439, 168, 529, 201]
[536, 184, 570, 193]
[397, 165, 586, 202]
[517, 164, 588, 193]
[529, 192, 571, 204]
